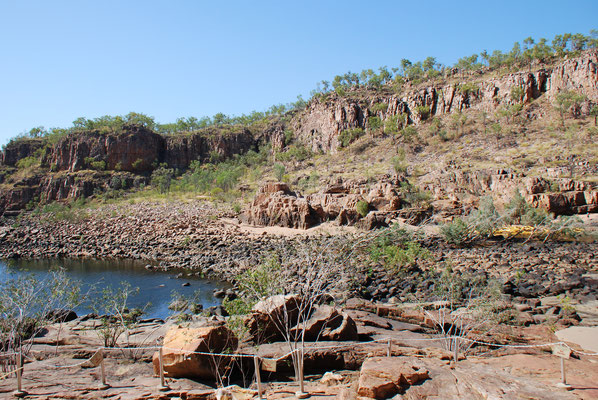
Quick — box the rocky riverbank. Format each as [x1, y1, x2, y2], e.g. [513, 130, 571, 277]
[1, 199, 598, 398]
[1, 296, 597, 399]
[1, 200, 596, 313]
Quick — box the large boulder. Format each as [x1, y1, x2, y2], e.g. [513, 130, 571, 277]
[242, 184, 320, 229]
[357, 357, 429, 399]
[246, 294, 301, 342]
[152, 325, 238, 380]
[292, 305, 358, 341]
[244, 175, 410, 230]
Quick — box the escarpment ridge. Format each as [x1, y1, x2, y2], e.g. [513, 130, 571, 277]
[0, 50, 596, 219]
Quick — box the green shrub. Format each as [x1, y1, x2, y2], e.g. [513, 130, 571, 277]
[277, 144, 312, 162]
[440, 217, 473, 245]
[16, 156, 39, 169]
[369, 225, 430, 271]
[151, 165, 174, 193]
[356, 200, 370, 217]
[384, 115, 399, 136]
[338, 128, 365, 148]
[371, 102, 388, 113]
[510, 86, 525, 103]
[400, 126, 418, 142]
[283, 129, 294, 146]
[392, 149, 407, 174]
[415, 105, 430, 120]
[179, 147, 268, 194]
[458, 82, 479, 96]
[90, 160, 106, 171]
[235, 256, 282, 301]
[399, 181, 431, 207]
[368, 116, 382, 133]
[392, 155, 407, 174]
[441, 193, 585, 245]
[273, 163, 285, 181]
[131, 159, 144, 171]
[503, 190, 548, 226]
[222, 297, 252, 316]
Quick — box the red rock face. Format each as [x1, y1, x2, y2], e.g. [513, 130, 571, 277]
[242, 176, 408, 230]
[0, 124, 263, 214]
[529, 190, 598, 215]
[163, 127, 255, 170]
[43, 125, 257, 173]
[0, 138, 46, 167]
[293, 51, 598, 154]
[46, 126, 163, 172]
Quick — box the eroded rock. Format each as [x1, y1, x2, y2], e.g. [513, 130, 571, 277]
[357, 356, 429, 399]
[152, 324, 238, 379]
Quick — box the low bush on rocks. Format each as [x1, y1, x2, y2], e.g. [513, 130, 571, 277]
[356, 200, 370, 217]
[368, 225, 430, 272]
[420, 263, 514, 357]
[440, 192, 585, 246]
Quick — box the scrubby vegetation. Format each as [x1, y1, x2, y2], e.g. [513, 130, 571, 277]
[310, 31, 598, 97]
[368, 226, 430, 272]
[440, 192, 585, 245]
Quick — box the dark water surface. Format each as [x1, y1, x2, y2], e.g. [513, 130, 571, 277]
[0, 258, 226, 319]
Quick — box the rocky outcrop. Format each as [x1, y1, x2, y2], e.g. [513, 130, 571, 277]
[422, 169, 598, 217]
[357, 357, 429, 399]
[163, 127, 256, 170]
[152, 324, 238, 380]
[293, 51, 598, 154]
[40, 125, 260, 174]
[243, 175, 415, 229]
[0, 171, 144, 215]
[46, 125, 163, 172]
[246, 294, 301, 342]
[291, 305, 358, 341]
[242, 183, 319, 229]
[246, 296, 358, 343]
[0, 138, 46, 167]
[0, 125, 264, 214]
[529, 190, 598, 215]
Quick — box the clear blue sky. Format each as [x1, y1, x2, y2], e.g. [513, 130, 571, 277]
[0, 0, 596, 145]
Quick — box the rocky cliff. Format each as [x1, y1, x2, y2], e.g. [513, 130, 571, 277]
[242, 176, 432, 230]
[0, 125, 263, 214]
[0, 138, 46, 167]
[0, 51, 596, 218]
[292, 51, 597, 153]
[42, 125, 259, 173]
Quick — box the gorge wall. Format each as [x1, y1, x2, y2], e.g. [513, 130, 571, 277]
[0, 51, 596, 218]
[0, 125, 262, 214]
[292, 51, 597, 153]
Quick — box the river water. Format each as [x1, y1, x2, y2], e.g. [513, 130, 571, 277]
[0, 258, 226, 319]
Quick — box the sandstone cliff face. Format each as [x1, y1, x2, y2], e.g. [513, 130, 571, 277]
[242, 176, 428, 230]
[45, 126, 163, 172]
[0, 172, 140, 215]
[292, 51, 597, 153]
[163, 127, 256, 169]
[422, 168, 598, 217]
[0, 138, 46, 167]
[0, 123, 268, 214]
[41, 125, 259, 173]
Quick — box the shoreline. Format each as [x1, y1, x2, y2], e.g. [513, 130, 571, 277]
[0, 200, 596, 304]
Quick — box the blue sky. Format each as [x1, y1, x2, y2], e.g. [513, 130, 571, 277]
[0, 0, 596, 145]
